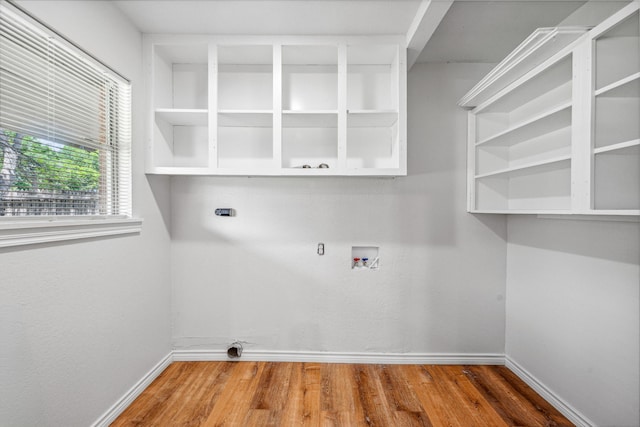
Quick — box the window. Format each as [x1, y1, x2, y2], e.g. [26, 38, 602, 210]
[0, 0, 131, 218]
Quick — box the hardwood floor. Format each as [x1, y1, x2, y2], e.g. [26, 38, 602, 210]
[111, 362, 574, 426]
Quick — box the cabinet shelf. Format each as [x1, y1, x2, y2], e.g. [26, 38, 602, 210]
[282, 110, 338, 127]
[347, 110, 398, 127]
[155, 109, 208, 126]
[218, 110, 273, 127]
[595, 72, 640, 97]
[594, 139, 640, 155]
[476, 102, 572, 147]
[475, 156, 571, 179]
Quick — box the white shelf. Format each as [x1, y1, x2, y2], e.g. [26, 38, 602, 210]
[475, 156, 570, 179]
[594, 139, 640, 155]
[282, 110, 338, 127]
[588, 209, 640, 216]
[155, 109, 208, 126]
[148, 166, 213, 175]
[595, 72, 640, 97]
[470, 209, 574, 215]
[476, 102, 572, 147]
[218, 110, 273, 127]
[347, 110, 398, 127]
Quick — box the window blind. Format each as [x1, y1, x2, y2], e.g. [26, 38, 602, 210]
[0, 0, 131, 217]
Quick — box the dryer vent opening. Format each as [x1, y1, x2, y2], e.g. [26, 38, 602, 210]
[227, 342, 243, 359]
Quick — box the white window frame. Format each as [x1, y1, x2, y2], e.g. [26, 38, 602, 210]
[0, 0, 141, 247]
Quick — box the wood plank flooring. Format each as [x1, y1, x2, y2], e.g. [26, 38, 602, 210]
[111, 362, 574, 426]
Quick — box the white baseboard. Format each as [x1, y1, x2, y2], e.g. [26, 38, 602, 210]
[505, 356, 594, 427]
[173, 349, 505, 365]
[90, 352, 173, 427]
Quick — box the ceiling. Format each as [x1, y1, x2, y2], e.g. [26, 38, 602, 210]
[417, 1, 586, 63]
[114, 0, 589, 64]
[114, 0, 422, 36]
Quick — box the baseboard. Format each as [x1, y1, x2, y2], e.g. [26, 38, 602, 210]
[505, 356, 594, 427]
[172, 349, 505, 365]
[90, 352, 173, 427]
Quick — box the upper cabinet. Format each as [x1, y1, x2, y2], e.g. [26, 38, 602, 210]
[145, 36, 406, 176]
[460, 2, 639, 215]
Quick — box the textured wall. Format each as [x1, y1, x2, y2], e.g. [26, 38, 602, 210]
[170, 63, 507, 356]
[0, 2, 172, 426]
[506, 216, 640, 426]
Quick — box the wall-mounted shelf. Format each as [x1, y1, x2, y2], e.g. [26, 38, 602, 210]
[156, 109, 208, 126]
[462, 2, 639, 216]
[145, 36, 406, 176]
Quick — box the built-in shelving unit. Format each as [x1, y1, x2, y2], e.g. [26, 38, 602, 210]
[145, 36, 406, 176]
[591, 7, 640, 213]
[460, 2, 639, 216]
[469, 49, 576, 212]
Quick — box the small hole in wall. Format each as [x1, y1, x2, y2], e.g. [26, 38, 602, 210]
[227, 342, 243, 359]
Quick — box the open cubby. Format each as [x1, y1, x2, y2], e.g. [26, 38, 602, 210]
[475, 55, 572, 143]
[594, 146, 640, 210]
[153, 44, 208, 110]
[475, 160, 572, 212]
[347, 44, 398, 111]
[153, 121, 209, 168]
[594, 10, 639, 90]
[217, 45, 273, 111]
[347, 120, 399, 169]
[281, 126, 338, 170]
[217, 126, 273, 169]
[475, 125, 572, 176]
[282, 45, 338, 111]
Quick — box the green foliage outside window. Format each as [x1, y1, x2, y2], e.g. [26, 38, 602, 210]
[0, 130, 100, 193]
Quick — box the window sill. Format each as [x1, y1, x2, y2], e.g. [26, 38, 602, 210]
[0, 217, 143, 248]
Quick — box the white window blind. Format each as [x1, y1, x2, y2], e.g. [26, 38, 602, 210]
[0, 0, 131, 217]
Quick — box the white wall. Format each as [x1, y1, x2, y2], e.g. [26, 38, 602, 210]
[170, 63, 508, 356]
[505, 216, 640, 426]
[0, 2, 172, 426]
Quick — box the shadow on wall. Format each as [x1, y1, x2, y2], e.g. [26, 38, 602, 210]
[168, 175, 461, 248]
[146, 174, 172, 234]
[508, 215, 640, 265]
